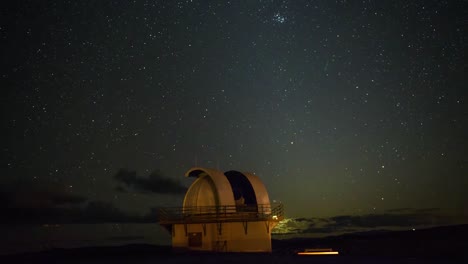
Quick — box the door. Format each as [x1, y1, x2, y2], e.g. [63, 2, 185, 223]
[188, 232, 202, 247]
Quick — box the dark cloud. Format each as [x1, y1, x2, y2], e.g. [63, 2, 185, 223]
[295, 217, 316, 223]
[276, 208, 452, 235]
[79, 201, 144, 223]
[301, 226, 351, 234]
[328, 213, 433, 229]
[1, 200, 150, 224]
[412, 208, 441, 213]
[49, 193, 87, 205]
[114, 169, 187, 194]
[115, 185, 127, 193]
[106, 236, 145, 242]
[0, 182, 158, 224]
[386, 208, 414, 213]
[386, 208, 440, 214]
[143, 207, 160, 220]
[0, 183, 88, 208]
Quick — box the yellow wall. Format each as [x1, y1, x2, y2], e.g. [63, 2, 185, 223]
[171, 221, 275, 252]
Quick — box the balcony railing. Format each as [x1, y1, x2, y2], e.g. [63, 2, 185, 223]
[158, 203, 284, 224]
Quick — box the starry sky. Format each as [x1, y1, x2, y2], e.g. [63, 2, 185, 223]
[1, 0, 468, 253]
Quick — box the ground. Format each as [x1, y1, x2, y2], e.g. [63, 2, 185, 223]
[2, 225, 467, 263]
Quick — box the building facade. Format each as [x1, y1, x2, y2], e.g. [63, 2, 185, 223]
[159, 167, 284, 252]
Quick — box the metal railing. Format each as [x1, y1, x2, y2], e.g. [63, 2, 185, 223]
[158, 203, 284, 224]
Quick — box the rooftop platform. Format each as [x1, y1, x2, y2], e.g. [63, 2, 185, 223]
[158, 203, 284, 225]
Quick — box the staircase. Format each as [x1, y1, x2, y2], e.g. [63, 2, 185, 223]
[213, 223, 227, 252]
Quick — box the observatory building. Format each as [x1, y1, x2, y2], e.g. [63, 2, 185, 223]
[159, 167, 284, 252]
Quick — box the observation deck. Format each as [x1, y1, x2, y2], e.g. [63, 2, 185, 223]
[158, 203, 284, 225]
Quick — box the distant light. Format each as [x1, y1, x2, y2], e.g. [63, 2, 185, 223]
[298, 248, 339, 255]
[272, 215, 278, 220]
[298, 251, 339, 255]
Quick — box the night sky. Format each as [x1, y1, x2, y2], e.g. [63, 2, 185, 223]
[2, 0, 468, 253]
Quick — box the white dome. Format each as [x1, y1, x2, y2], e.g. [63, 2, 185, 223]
[183, 175, 218, 207]
[182, 167, 271, 212]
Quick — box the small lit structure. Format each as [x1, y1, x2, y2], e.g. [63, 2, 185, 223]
[159, 167, 284, 252]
